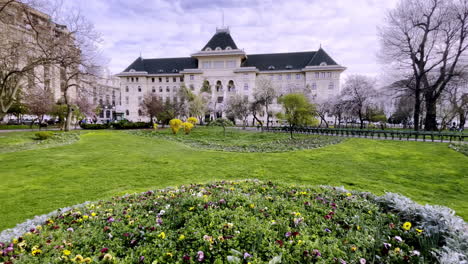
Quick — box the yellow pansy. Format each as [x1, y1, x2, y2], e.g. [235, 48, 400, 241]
[402, 222, 412, 231]
[158, 232, 166, 239]
[63, 249, 71, 256]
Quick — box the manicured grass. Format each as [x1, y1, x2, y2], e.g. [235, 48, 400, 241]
[0, 128, 466, 231]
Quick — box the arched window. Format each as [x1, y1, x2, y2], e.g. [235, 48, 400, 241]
[215, 47, 222, 51]
[216, 80, 222, 92]
[138, 109, 142, 116]
[125, 86, 129, 92]
[159, 86, 163, 92]
[138, 86, 141, 92]
[228, 80, 235, 92]
[152, 87, 156, 93]
[126, 110, 129, 116]
[166, 86, 170, 92]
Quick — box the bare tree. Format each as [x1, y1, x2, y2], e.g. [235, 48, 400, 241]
[226, 94, 249, 128]
[380, 0, 468, 131]
[140, 93, 164, 124]
[341, 75, 377, 129]
[253, 77, 277, 129]
[0, 0, 58, 118]
[23, 87, 54, 128]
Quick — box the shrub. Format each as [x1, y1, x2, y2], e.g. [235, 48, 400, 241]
[112, 121, 152, 129]
[187, 117, 198, 125]
[153, 123, 158, 130]
[182, 122, 194, 134]
[34, 131, 53, 140]
[79, 123, 110, 130]
[169, 119, 182, 134]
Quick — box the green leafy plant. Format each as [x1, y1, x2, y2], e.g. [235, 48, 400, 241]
[34, 131, 53, 140]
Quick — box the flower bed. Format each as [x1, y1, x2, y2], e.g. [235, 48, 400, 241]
[0, 180, 466, 263]
[129, 129, 344, 153]
[449, 143, 468, 156]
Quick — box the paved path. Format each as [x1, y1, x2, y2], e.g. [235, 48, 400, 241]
[234, 127, 466, 144]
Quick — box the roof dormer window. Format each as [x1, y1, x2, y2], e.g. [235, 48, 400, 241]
[320, 62, 327, 66]
[215, 47, 222, 51]
[205, 47, 212, 51]
[129, 69, 135, 72]
[158, 69, 164, 73]
[226, 46, 232, 50]
[268, 65, 276, 70]
[172, 69, 178, 73]
[285, 65, 293, 69]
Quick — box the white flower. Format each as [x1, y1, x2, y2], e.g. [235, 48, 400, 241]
[394, 236, 402, 242]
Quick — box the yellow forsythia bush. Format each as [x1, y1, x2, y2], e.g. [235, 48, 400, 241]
[182, 122, 194, 134]
[187, 117, 198, 125]
[169, 119, 183, 134]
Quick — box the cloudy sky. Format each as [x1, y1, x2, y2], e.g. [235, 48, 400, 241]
[63, 0, 398, 78]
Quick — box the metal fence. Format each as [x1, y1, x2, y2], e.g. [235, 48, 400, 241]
[265, 126, 468, 142]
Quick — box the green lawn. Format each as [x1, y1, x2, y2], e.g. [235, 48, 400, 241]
[0, 128, 466, 231]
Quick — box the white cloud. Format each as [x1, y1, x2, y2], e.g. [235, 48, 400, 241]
[64, 0, 399, 78]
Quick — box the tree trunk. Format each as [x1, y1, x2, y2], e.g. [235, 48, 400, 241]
[289, 124, 294, 139]
[64, 105, 73, 131]
[265, 105, 270, 130]
[459, 110, 466, 130]
[424, 93, 438, 131]
[413, 89, 421, 131]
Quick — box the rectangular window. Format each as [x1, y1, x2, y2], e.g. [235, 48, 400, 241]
[138, 96, 142, 103]
[270, 74, 274, 80]
[321, 72, 326, 78]
[226, 60, 235, 68]
[173, 77, 176, 82]
[328, 82, 335, 90]
[315, 72, 320, 78]
[166, 77, 169, 82]
[166, 86, 170, 92]
[180, 77, 184, 82]
[202, 61, 211, 69]
[159, 87, 163, 92]
[152, 77, 155, 82]
[287, 74, 291, 80]
[213, 61, 224, 69]
[217, 96, 224, 103]
[278, 75, 282, 80]
[327, 72, 332, 78]
[311, 83, 317, 90]
[136, 77, 139, 82]
[296, 74, 301, 80]
[243, 83, 249, 91]
[125, 96, 129, 104]
[190, 75, 194, 80]
[159, 77, 162, 82]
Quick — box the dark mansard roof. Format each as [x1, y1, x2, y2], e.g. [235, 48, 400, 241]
[241, 48, 338, 71]
[122, 30, 340, 74]
[123, 57, 198, 74]
[202, 31, 238, 51]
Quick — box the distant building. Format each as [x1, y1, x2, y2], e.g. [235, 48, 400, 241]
[117, 27, 346, 123]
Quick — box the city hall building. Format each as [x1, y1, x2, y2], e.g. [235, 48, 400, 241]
[117, 27, 346, 123]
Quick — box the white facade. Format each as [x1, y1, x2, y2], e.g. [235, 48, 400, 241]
[117, 28, 346, 123]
